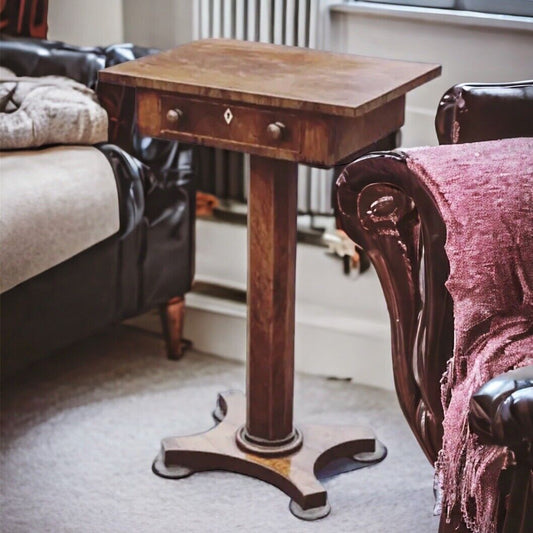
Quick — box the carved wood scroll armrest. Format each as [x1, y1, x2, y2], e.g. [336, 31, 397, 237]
[336, 152, 454, 464]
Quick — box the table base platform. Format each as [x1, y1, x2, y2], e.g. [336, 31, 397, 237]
[152, 391, 385, 520]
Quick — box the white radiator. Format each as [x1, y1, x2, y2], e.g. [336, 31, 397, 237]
[192, 0, 337, 215]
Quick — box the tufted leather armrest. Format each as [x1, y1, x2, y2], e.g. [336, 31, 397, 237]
[0, 34, 158, 88]
[469, 365, 533, 533]
[469, 365, 533, 461]
[435, 80, 533, 144]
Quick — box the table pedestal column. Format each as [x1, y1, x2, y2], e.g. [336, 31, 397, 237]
[152, 156, 385, 520]
[237, 156, 301, 453]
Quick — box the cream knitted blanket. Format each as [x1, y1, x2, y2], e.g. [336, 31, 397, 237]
[0, 66, 107, 149]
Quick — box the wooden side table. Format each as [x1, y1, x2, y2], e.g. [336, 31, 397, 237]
[98, 39, 440, 519]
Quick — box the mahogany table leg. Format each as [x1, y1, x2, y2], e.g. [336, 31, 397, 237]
[240, 155, 300, 451]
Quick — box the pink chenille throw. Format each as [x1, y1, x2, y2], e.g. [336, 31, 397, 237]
[405, 138, 533, 533]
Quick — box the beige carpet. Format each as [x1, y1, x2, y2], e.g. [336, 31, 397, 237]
[1, 324, 439, 532]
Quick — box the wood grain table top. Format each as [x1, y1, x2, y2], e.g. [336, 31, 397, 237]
[99, 39, 441, 118]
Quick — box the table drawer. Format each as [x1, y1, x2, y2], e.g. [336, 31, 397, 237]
[137, 89, 300, 155]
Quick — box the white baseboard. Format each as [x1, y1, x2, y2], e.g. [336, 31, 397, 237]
[184, 218, 394, 391]
[183, 292, 394, 391]
[128, 219, 395, 390]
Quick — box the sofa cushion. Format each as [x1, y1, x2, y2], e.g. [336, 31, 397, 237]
[0, 145, 119, 293]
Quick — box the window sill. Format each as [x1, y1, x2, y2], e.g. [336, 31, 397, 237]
[331, 1, 533, 32]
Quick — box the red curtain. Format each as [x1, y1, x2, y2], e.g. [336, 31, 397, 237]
[0, 0, 48, 38]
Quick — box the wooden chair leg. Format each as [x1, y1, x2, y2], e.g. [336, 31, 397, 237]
[159, 296, 189, 360]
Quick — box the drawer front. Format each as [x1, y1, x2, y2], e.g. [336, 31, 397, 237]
[137, 89, 300, 157]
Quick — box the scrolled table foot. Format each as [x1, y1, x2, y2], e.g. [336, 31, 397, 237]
[152, 450, 194, 479]
[353, 439, 387, 463]
[153, 391, 383, 520]
[289, 498, 331, 521]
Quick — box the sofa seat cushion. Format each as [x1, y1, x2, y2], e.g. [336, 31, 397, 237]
[0, 145, 119, 293]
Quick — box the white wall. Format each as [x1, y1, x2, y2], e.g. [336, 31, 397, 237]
[122, 0, 193, 49]
[183, 219, 394, 390]
[330, 4, 533, 146]
[47, 0, 193, 49]
[48, 0, 124, 46]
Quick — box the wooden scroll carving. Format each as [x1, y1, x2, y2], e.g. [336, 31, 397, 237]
[337, 152, 454, 464]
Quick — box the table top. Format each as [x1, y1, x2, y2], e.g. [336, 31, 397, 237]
[99, 39, 440, 118]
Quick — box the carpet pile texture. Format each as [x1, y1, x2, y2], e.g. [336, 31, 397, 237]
[1, 324, 439, 532]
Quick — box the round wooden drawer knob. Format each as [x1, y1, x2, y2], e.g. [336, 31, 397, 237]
[266, 122, 285, 141]
[166, 108, 183, 123]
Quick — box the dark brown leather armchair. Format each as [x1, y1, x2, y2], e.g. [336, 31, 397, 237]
[335, 81, 533, 532]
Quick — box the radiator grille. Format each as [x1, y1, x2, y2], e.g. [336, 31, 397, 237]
[193, 0, 337, 215]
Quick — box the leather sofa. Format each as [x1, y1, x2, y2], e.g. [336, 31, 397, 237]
[336, 81, 533, 532]
[0, 35, 196, 376]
